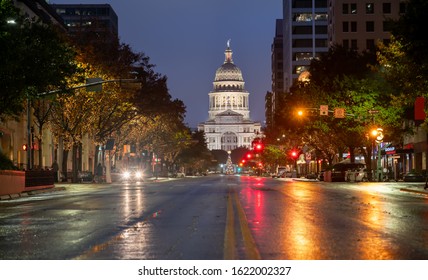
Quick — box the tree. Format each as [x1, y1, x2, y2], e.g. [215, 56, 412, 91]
[391, 0, 428, 78]
[176, 130, 213, 174]
[0, 0, 78, 121]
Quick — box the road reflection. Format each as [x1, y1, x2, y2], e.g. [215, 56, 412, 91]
[237, 177, 428, 259]
[75, 185, 156, 259]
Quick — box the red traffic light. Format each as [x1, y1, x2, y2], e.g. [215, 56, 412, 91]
[290, 150, 299, 159]
[246, 153, 252, 159]
[255, 143, 263, 150]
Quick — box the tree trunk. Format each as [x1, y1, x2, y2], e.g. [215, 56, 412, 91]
[72, 143, 79, 183]
[38, 126, 43, 170]
[61, 149, 69, 182]
[349, 146, 355, 163]
[94, 144, 100, 174]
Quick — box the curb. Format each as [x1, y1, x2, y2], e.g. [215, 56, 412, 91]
[399, 188, 428, 196]
[0, 186, 67, 201]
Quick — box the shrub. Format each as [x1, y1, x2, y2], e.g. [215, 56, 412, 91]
[0, 152, 17, 170]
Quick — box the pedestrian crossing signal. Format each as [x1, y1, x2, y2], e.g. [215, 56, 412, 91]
[334, 108, 345, 118]
[320, 105, 328, 116]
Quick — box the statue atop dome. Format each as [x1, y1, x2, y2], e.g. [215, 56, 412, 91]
[227, 39, 231, 48]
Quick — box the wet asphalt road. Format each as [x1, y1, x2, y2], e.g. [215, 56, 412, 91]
[0, 175, 427, 260]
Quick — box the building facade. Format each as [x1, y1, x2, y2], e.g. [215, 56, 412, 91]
[328, 0, 406, 52]
[0, 0, 67, 171]
[283, 0, 329, 92]
[50, 3, 118, 37]
[268, 19, 284, 128]
[198, 42, 262, 151]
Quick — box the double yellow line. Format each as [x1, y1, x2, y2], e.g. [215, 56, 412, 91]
[223, 188, 261, 260]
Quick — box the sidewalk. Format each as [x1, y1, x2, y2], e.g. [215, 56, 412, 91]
[0, 176, 175, 201]
[279, 177, 428, 196]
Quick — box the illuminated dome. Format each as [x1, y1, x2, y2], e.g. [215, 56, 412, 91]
[214, 44, 244, 82]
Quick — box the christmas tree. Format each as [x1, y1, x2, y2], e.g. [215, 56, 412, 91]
[225, 152, 234, 174]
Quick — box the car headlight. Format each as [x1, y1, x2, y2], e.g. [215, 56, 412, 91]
[123, 171, 131, 179]
[135, 171, 143, 179]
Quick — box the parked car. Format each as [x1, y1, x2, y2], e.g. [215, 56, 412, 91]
[331, 162, 365, 182]
[403, 171, 425, 182]
[345, 168, 368, 182]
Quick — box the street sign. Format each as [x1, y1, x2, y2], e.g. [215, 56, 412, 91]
[368, 109, 379, 114]
[320, 105, 328, 116]
[334, 108, 345, 118]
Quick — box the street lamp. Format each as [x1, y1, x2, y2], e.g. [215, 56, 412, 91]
[370, 127, 384, 181]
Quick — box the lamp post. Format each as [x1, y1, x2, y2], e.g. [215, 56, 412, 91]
[371, 128, 384, 181]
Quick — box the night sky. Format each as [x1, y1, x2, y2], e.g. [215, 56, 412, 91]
[49, 0, 282, 128]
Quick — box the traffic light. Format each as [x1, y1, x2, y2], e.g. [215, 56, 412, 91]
[255, 143, 263, 151]
[22, 144, 28, 151]
[246, 153, 252, 159]
[290, 149, 299, 160]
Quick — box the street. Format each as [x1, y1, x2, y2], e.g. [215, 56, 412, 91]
[0, 175, 427, 260]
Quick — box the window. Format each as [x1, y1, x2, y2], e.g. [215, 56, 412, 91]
[315, 39, 328, 48]
[343, 39, 349, 49]
[383, 20, 393, 32]
[366, 3, 374, 14]
[293, 13, 313, 22]
[383, 3, 392, 14]
[366, 39, 375, 51]
[351, 39, 358, 49]
[294, 52, 312, 61]
[292, 39, 312, 48]
[314, 13, 328, 21]
[342, 3, 348, 14]
[343, 21, 349, 32]
[315, 25, 327, 34]
[350, 3, 357, 14]
[293, 26, 312, 35]
[351, 21, 357, 32]
[366, 21, 374, 32]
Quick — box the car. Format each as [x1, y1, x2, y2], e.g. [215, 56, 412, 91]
[331, 162, 365, 182]
[345, 168, 368, 182]
[403, 171, 425, 182]
[121, 167, 145, 182]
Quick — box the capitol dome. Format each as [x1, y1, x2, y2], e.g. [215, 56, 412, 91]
[215, 62, 244, 82]
[214, 44, 244, 82]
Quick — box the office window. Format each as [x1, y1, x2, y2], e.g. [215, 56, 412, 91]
[366, 21, 374, 32]
[315, 39, 328, 48]
[366, 39, 375, 51]
[293, 26, 312, 35]
[343, 39, 349, 49]
[343, 21, 349, 32]
[383, 21, 393, 32]
[351, 21, 357, 32]
[350, 3, 357, 14]
[351, 39, 357, 49]
[366, 3, 374, 14]
[383, 3, 392, 14]
[294, 52, 312, 61]
[292, 39, 312, 48]
[315, 25, 327, 34]
[342, 3, 348, 14]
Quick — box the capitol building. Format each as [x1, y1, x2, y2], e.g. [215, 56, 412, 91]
[198, 41, 262, 151]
